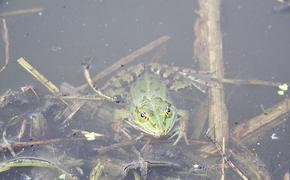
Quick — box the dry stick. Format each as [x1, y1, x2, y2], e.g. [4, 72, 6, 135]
[206, 0, 229, 145]
[2, 129, 16, 156]
[49, 95, 103, 101]
[0, 8, 43, 17]
[76, 35, 171, 91]
[17, 57, 60, 94]
[194, 0, 229, 145]
[0, 9, 42, 73]
[0, 18, 9, 73]
[194, 2, 232, 179]
[218, 78, 284, 87]
[16, 119, 27, 140]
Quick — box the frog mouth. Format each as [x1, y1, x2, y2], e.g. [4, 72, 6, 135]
[125, 118, 168, 138]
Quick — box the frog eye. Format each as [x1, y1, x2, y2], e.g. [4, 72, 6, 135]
[166, 106, 171, 113]
[165, 106, 172, 114]
[140, 111, 148, 118]
[165, 106, 173, 118]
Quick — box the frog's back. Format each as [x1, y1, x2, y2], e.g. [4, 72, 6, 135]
[130, 72, 166, 105]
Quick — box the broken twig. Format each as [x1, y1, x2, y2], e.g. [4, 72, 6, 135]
[0, 18, 9, 73]
[17, 57, 60, 94]
[0, 8, 43, 18]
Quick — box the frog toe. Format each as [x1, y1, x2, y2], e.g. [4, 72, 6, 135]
[169, 130, 189, 145]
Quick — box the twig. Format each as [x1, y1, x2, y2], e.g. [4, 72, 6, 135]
[218, 78, 284, 87]
[2, 129, 16, 156]
[0, 18, 9, 73]
[0, 8, 43, 18]
[206, 132, 249, 180]
[82, 63, 115, 102]
[0, 138, 85, 150]
[221, 137, 225, 180]
[17, 57, 60, 94]
[48, 95, 103, 101]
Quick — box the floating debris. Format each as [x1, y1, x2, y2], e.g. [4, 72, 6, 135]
[279, 83, 288, 91]
[80, 130, 104, 141]
[278, 83, 288, 96]
[271, 133, 279, 140]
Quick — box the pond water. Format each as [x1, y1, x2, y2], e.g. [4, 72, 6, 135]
[1, 0, 290, 179]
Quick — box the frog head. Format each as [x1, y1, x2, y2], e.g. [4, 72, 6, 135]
[130, 96, 177, 137]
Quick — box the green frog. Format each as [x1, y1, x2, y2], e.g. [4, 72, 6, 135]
[84, 63, 213, 144]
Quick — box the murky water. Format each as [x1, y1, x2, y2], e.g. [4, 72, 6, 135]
[1, 0, 290, 179]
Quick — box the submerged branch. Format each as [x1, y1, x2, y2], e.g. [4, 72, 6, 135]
[0, 138, 85, 150]
[0, 8, 43, 17]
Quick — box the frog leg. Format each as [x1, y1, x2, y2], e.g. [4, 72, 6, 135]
[113, 108, 132, 140]
[101, 63, 145, 91]
[148, 63, 217, 93]
[169, 109, 189, 145]
[130, 146, 149, 179]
